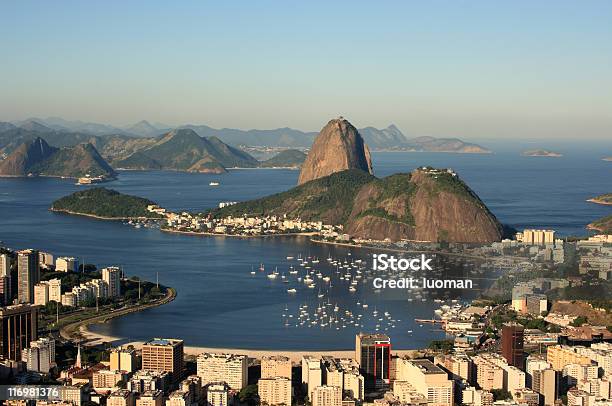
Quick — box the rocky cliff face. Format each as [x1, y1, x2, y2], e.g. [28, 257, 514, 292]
[0, 137, 57, 175]
[0, 137, 115, 178]
[345, 169, 503, 242]
[297, 118, 373, 185]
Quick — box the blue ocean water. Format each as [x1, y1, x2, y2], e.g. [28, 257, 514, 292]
[0, 148, 610, 350]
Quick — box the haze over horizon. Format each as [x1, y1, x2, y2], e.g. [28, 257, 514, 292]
[1, 1, 612, 140]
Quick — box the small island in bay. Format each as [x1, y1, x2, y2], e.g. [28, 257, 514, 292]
[603, 156, 612, 162]
[51, 187, 164, 220]
[587, 193, 612, 206]
[521, 149, 563, 157]
[587, 215, 612, 234]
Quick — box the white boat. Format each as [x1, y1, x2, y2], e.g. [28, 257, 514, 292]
[286, 256, 294, 260]
[287, 288, 297, 293]
[349, 287, 357, 292]
[267, 273, 277, 279]
[209, 181, 220, 186]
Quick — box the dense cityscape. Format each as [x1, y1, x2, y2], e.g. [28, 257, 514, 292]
[1, 226, 610, 406]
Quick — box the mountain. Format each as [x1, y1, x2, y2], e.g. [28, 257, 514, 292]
[259, 149, 307, 168]
[209, 168, 503, 243]
[0, 122, 16, 132]
[408, 136, 491, 153]
[0, 137, 115, 178]
[359, 125, 410, 148]
[124, 120, 166, 137]
[298, 118, 373, 185]
[115, 129, 259, 173]
[17, 119, 55, 133]
[17, 117, 128, 136]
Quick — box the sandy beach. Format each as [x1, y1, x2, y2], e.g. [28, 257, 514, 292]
[79, 325, 421, 362]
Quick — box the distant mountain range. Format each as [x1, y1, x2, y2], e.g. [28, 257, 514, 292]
[1, 117, 491, 152]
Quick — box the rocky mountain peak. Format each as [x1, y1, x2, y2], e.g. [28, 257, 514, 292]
[297, 117, 373, 185]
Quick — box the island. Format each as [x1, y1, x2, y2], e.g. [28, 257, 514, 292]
[587, 215, 612, 234]
[604, 157, 612, 162]
[50, 187, 164, 220]
[521, 149, 563, 157]
[587, 193, 612, 206]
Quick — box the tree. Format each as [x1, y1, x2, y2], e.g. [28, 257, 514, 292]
[570, 316, 588, 327]
[238, 384, 259, 406]
[491, 389, 511, 401]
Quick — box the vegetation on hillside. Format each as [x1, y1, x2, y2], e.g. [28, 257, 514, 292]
[51, 187, 163, 219]
[208, 169, 376, 224]
[589, 215, 612, 233]
[259, 149, 307, 168]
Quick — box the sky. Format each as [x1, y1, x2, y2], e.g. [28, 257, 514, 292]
[1, 1, 612, 140]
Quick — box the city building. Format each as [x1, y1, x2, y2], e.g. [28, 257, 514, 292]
[205, 382, 230, 406]
[258, 377, 292, 406]
[517, 229, 555, 245]
[532, 369, 558, 406]
[142, 338, 184, 383]
[93, 369, 127, 391]
[321, 357, 364, 401]
[261, 355, 292, 379]
[17, 249, 39, 303]
[434, 354, 472, 382]
[166, 390, 192, 406]
[108, 390, 136, 406]
[56, 257, 78, 273]
[102, 266, 121, 297]
[501, 323, 525, 368]
[312, 385, 342, 406]
[302, 356, 322, 399]
[0, 253, 11, 277]
[34, 282, 49, 306]
[136, 390, 164, 406]
[546, 345, 593, 371]
[355, 333, 391, 390]
[197, 352, 248, 390]
[21, 337, 55, 374]
[0, 304, 38, 360]
[110, 346, 137, 373]
[395, 359, 453, 406]
[472, 355, 504, 391]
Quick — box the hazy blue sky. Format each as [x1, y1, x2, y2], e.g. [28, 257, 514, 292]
[1, 1, 612, 139]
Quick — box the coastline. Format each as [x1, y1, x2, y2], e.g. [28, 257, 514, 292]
[121, 341, 422, 363]
[160, 228, 318, 239]
[49, 207, 163, 221]
[61, 287, 177, 346]
[586, 198, 612, 206]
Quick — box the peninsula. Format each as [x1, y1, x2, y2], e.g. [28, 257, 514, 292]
[587, 193, 612, 206]
[587, 215, 612, 234]
[50, 187, 164, 219]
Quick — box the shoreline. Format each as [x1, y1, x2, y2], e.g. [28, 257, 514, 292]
[586, 198, 612, 206]
[49, 207, 163, 221]
[160, 228, 318, 238]
[120, 342, 422, 363]
[61, 287, 177, 346]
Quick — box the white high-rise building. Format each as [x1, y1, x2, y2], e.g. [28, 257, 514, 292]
[196, 353, 248, 390]
[102, 266, 121, 297]
[34, 282, 49, 306]
[0, 253, 11, 277]
[22, 337, 55, 374]
[48, 279, 62, 302]
[56, 257, 78, 273]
